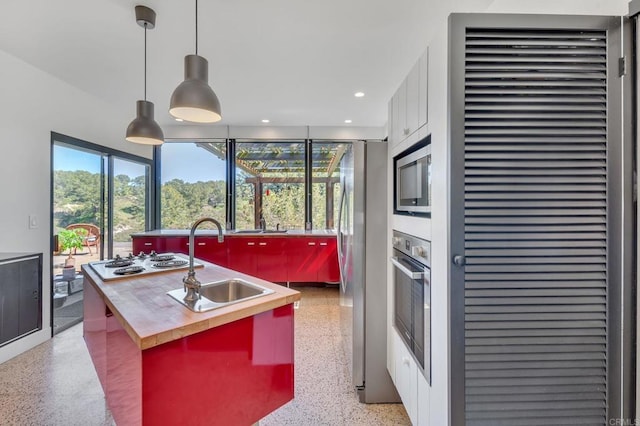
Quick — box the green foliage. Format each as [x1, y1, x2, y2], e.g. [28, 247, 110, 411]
[161, 179, 226, 229]
[54, 169, 335, 237]
[58, 228, 86, 256]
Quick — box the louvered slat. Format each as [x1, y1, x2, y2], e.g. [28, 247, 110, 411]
[463, 28, 607, 425]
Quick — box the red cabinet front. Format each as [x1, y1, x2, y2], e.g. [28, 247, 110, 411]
[227, 238, 259, 276]
[287, 238, 321, 282]
[132, 237, 163, 254]
[193, 237, 228, 267]
[133, 234, 340, 284]
[163, 237, 188, 255]
[317, 238, 340, 283]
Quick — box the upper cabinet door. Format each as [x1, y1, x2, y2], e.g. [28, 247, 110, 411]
[418, 48, 428, 128]
[406, 59, 420, 136]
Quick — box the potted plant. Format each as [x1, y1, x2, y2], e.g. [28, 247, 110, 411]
[58, 228, 86, 268]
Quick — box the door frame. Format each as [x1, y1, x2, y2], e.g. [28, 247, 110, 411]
[49, 132, 155, 334]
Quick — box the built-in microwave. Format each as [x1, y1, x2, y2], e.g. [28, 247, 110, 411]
[393, 136, 431, 216]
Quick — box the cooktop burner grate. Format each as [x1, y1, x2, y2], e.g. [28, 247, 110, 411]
[113, 266, 145, 275]
[149, 254, 175, 262]
[105, 259, 134, 268]
[152, 260, 188, 268]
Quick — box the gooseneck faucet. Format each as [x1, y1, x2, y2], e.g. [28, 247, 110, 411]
[183, 217, 224, 303]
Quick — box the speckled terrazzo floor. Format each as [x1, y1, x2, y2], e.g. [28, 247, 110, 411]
[0, 285, 409, 426]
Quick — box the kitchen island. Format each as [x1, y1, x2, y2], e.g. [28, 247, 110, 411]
[82, 258, 301, 426]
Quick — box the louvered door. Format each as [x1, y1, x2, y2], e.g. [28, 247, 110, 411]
[449, 14, 624, 426]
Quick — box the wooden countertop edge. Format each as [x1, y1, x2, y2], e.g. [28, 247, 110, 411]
[82, 264, 301, 351]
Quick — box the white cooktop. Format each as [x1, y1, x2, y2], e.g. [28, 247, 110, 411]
[88, 252, 202, 282]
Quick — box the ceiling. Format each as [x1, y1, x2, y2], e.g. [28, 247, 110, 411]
[0, 0, 435, 128]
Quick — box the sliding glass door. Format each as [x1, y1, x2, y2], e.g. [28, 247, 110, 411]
[51, 133, 152, 334]
[112, 158, 150, 258]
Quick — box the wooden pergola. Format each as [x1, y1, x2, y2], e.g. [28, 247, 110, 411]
[196, 142, 346, 229]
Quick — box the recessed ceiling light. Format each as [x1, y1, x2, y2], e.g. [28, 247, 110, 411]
[354, 92, 365, 98]
[261, 119, 270, 123]
[175, 117, 184, 122]
[344, 119, 352, 124]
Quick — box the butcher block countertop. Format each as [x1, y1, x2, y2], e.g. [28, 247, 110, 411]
[82, 260, 301, 350]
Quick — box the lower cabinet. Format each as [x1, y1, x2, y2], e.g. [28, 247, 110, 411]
[0, 254, 41, 347]
[132, 237, 163, 254]
[417, 370, 430, 426]
[287, 238, 340, 283]
[227, 238, 286, 283]
[192, 237, 228, 268]
[132, 234, 339, 284]
[392, 330, 418, 425]
[390, 327, 431, 426]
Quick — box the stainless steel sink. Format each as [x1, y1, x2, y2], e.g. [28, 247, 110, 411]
[260, 229, 288, 234]
[167, 278, 274, 312]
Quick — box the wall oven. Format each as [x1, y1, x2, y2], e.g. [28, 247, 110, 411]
[391, 230, 431, 383]
[393, 135, 431, 216]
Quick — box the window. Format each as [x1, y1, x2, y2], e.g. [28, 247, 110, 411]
[311, 142, 346, 230]
[235, 141, 306, 230]
[157, 139, 353, 231]
[160, 142, 226, 228]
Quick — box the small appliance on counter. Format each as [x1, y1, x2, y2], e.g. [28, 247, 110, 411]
[88, 252, 201, 282]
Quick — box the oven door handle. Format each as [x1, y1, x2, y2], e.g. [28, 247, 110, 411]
[390, 257, 424, 280]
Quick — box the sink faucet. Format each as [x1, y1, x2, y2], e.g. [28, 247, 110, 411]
[183, 217, 224, 303]
[259, 215, 267, 231]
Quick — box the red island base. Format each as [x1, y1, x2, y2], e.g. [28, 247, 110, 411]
[84, 282, 294, 426]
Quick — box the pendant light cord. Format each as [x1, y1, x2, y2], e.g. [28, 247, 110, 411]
[195, 0, 198, 55]
[144, 23, 147, 101]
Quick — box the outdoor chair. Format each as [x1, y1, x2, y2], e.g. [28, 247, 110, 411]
[66, 223, 100, 255]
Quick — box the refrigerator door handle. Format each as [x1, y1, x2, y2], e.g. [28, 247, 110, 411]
[337, 183, 347, 292]
[390, 257, 424, 279]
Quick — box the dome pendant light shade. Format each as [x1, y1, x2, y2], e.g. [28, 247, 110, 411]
[169, 54, 222, 123]
[126, 5, 164, 145]
[126, 100, 165, 145]
[169, 0, 222, 123]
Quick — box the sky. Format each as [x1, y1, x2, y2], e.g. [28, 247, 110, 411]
[53, 143, 225, 183]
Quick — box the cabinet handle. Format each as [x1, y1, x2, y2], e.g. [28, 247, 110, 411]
[319, 242, 328, 246]
[198, 242, 206, 246]
[308, 242, 316, 246]
[403, 128, 410, 135]
[247, 242, 255, 246]
[402, 357, 410, 366]
[144, 242, 152, 246]
[259, 242, 267, 246]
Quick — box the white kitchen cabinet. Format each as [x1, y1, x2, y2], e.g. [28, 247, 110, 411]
[418, 48, 428, 129]
[417, 372, 430, 425]
[391, 89, 400, 147]
[392, 329, 418, 425]
[405, 60, 420, 137]
[396, 79, 407, 144]
[388, 48, 428, 148]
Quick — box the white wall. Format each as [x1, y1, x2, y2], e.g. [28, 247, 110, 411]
[387, 0, 629, 425]
[0, 49, 152, 363]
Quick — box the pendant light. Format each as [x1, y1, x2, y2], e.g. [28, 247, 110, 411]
[169, 0, 222, 123]
[126, 6, 164, 145]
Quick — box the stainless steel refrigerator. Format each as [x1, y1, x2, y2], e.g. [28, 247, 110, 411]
[337, 140, 400, 403]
